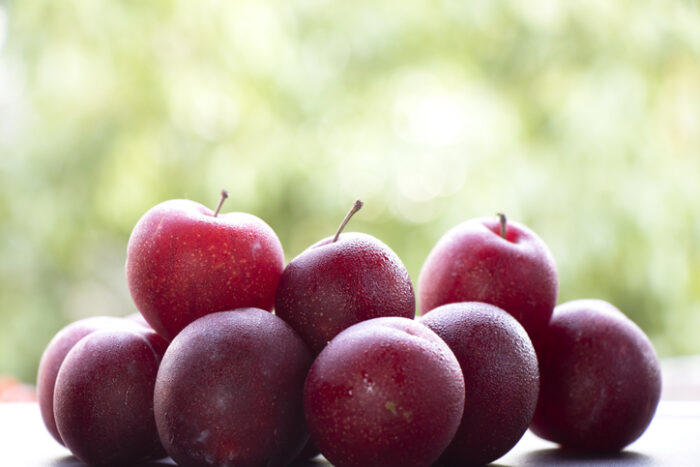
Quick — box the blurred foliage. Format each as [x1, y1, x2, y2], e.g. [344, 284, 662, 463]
[0, 0, 699, 382]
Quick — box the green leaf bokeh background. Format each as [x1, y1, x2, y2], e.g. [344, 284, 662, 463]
[0, 0, 699, 382]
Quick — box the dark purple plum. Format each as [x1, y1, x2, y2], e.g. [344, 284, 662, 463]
[275, 201, 415, 354]
[36, 316, 142, 444]
[304, 317, 464, 467]
[530, 299, 662, 452]
[420, 302, 539, 465]
[154, 308, 313, 467]
[53, 327, 168, 464]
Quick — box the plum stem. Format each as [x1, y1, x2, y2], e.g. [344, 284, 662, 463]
[497, 212, 507, 239]
[213, 189, 229, 217]
[333, 199, 364, 242]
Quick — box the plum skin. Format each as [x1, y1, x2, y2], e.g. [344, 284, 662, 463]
[275, 232, 415, 354]
[126, 199, 285, 341]
[418, 217, 558, 341]
[530, 299, 662, 452]
[420, 302, 539, 465]
[53, 328, 168, 465]
[154, 308, 313, 467]
[304, 317, 465, 467]
[36, 316, 144, 445]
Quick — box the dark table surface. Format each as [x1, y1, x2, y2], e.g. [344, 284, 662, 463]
[1, 400, 698, 466]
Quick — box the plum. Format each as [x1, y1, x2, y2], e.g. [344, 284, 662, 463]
[304, 317, 465, 467]
[126, 194, 285, 341]
[154, 308, 313, 466]
[275, 201, 415, 354]
[36, 316, 143, 444]
[530, 299, 662, 451]
[53, 327, 168, 464]
[418, 214, 558, 341]
[420, 302, 539, 465]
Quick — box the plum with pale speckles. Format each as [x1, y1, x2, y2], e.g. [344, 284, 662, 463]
[530, 299, 661, 452]
[126, 198, 285, 341]
[304, 317, 464, 467]
[420, 302, 539, 465]
[154, 308, 313, 467]
[418, 216, 558, 342]
[276, 232, 415, 354]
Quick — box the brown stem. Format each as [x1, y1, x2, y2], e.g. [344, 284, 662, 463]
[333, 200, 364, 242]
[496, 212, 507, 239]
[213, 189, 229, 217]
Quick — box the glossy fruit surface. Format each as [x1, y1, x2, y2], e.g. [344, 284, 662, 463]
[304, 317, 464, 467]
[126, 198, 284, 340]
[418, 216, 557, 340]
[276, 232, 415, 353]
[420, 302, 539, 465]
[530, 299, 661, 452]
[155, 308, 312, 466]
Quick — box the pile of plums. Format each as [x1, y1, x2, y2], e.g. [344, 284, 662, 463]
[37, 192, 662, 466]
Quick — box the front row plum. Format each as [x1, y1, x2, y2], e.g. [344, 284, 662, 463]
[37, 316, 144, 445]
[531, 299, 661, 452]
[420, 302, 540, 465]
[50, 321, 168, 464]
[154, 308, 313, 466]
[304, 317, 465, 467]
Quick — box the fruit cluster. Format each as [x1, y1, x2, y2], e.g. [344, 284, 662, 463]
[37, 192, 662, 466]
